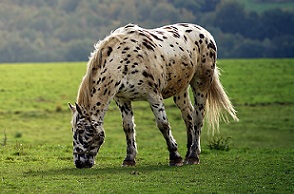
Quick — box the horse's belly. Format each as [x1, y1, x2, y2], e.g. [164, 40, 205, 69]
[161, 60, 194, 98]
[161, 78, 190, 99]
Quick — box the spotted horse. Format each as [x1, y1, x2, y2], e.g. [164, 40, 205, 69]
[68, 23, 239, 168]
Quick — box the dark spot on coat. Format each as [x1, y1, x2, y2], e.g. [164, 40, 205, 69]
[149, 33, 163, 41]
[142, 71, 154, 80]
[119, 84, 125, 90]
[208, 40, 217, 51]
[209, 51, 216, 60]
[143, 41, 154, 51]
[107, 47, 113, 56]
[115, 81, 121, 87]
[131, 39, 138, 43]
[123, 65, 128, 75]
[125, 24, 136, 28]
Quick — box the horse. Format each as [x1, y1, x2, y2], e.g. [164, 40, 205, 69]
[68, 23, 238, 168]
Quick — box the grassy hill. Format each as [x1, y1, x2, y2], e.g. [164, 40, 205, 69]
[0, 59, 293, 193]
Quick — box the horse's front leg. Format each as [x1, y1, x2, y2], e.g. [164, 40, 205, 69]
[115, 99, 137, 166]
[149, 96, 183, 166]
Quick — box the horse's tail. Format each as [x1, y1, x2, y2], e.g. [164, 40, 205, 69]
[206, 67, 239, 134]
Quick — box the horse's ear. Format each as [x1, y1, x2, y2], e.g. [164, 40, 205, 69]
[68, 103, 76, 114]
[75, 102, 84, 116]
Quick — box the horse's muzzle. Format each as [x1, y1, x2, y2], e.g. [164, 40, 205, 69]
[75, 160, 94, 169]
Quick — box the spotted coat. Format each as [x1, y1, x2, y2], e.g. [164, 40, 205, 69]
[69, 23, 238, 168]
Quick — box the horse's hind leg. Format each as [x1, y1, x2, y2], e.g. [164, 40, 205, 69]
[188, 48, 217, 164]
[115, 98, 137, 166]
[148, 95, 183, 166]
[187, 84, 207, 164]
[173, 89, 199, 164]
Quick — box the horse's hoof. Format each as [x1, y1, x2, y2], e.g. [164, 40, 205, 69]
[122, 160, 136, 167]
[184, 157, 200, 165]
[169, 159, 184, 167]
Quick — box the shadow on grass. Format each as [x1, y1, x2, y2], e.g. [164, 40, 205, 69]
[23, 162, 194, 177]
[22, 150, 229, 177]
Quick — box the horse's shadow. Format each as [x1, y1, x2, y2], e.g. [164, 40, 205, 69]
[24, 163, 181, 177]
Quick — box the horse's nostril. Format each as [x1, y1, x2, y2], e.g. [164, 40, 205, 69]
[75, 160, 84, 169]
[85, 162, 94, 168]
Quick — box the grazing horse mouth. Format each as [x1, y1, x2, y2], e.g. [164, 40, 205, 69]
[74, 151, 97, 168]
[75, 160, 94, 168]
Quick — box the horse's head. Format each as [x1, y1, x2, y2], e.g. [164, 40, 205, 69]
[68, 103, 105, 168]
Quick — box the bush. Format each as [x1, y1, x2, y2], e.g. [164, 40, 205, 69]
[207, 136, 231, 151]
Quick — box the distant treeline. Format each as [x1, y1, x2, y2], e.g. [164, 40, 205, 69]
[0, 0, 293, 62]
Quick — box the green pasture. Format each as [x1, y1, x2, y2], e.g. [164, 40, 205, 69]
[0, 59, 293, 193]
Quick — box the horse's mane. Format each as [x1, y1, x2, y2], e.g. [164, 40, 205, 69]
[76, 28, 128, 109]
[76, 43, 101, 109]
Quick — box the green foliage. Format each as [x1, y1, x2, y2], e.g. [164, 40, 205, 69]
[1, 130, 7, 146]
[207, 136, 231, 151]
[240, 0, 294, 13]
[212, 1, 294, 58]
[0, 0, 293, 62]
[0, 59, 293, 193]
[14, 132, 23, 138]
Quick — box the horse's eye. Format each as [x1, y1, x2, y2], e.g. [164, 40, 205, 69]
[78, 130, 85, 134]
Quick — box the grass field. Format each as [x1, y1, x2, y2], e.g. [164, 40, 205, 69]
[0, 59, 293, 193]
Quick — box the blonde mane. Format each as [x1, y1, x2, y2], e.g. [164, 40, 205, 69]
[76, 44, 102, 109]
[76, 30, 126, 109]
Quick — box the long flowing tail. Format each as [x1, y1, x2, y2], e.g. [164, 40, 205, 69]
[206, 67, 239, 134]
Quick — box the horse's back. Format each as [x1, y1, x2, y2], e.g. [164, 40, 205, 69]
[97, 23, 217, 101]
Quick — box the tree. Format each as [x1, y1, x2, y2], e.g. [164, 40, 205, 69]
[213, 1, 248, 34]
[169, 0, 202, 14]
[200, 0, 221, 12]
[60, 0, 80, 12]
[260, 9, 294, 39]
[0, 0, 293, 62]
[150, 3, 179, 24]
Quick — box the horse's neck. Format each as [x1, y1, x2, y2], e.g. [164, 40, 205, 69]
[88, 100, 110, 123]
